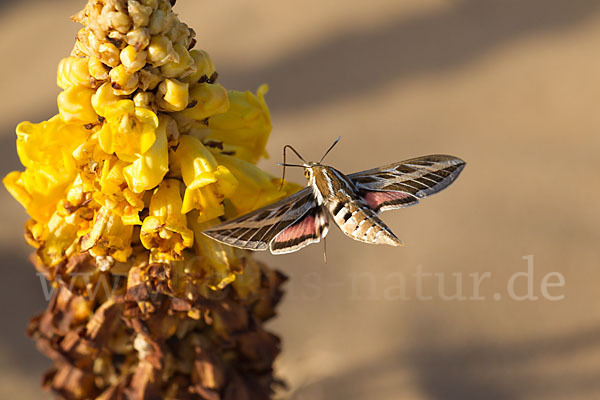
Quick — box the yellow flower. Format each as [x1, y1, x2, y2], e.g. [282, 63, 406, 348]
[183, 185, 224, 223]
[140, 179, 194, 263]
[174, 83, 229, 121]
[88, 56, 110, 81]
[205, 84, 271, 163]
[72, 136, 111, 193]
[16, 115, 86, 170]
[98, 156, 128, 195]
[120, 189, 145, 225]
[120, 45, 147, 73]
[4, 170, 28, 201]
[156, 78, 189, 112]
[92, 157, 145, 225]
[160, 43, 195, 78]
[24, 219, 46, 249]
[98, 99, 158, 162]
[182, 50, 215, 84]
[81, 206, 134, 263]
[109, 64, 140, 96]
[38, 211, 80, 266]
[214, 153, 296, 216]
[176, 135, 219, 188]
[57, 56, 92, 89]
[173, 135, 238, 221]
[123, 114, 170, 193]
[91, 82, 122, 116]
[57, 85, 98, 125]
[188, 215, 240, 290]
[4, 116, 89, 222]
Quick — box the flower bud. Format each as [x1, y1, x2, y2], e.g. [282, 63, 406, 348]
[120, 45, 148, 73]
[91, 82, 122, 116]
[75, 28, 100, 57]
[58, 86, 98, 124]
[175, 83, 229, 120]
[139, 66, 162, 90]
[88, 56, 110, 81]
[128, 1, 153, 28]
[147, 35, 177, 66]
[167, 21, 191, 45]
[133, 90, 156, 111]
[106, 9, 132, 34]
[109, 64, 140, 95]
[140, 0, 159, 11]
[156, 78, 189, 112]
[98, 41, 121, 67]
[160, 43, 194, 78]
[57, 57, 92, 89]
[126, 27, 151, 51]
[183, 50, 215, 84]
[107, 30, 127, 49]
[148, 8, 174, 35]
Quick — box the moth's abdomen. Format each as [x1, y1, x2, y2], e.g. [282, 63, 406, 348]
[328, 199, 402, 246]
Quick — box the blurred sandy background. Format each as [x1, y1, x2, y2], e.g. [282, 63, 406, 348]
[1, 0, 600, 399]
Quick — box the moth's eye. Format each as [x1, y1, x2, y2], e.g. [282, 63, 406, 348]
[304, 169, 310, 178]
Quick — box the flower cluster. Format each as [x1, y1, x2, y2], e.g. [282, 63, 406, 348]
[4, 0, 296, 398]
[5, 0, 299, 287]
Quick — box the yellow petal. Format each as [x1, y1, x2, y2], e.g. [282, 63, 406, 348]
[174, 135, 219, 189]
[140, 179, 194, 262]
[189, 215, 239, 290]
[98, 100, 158, 162]
[109, 64, 140, 96]
[182, 50, 215, 84]
[123, 114, 169, 193]
[182, 184, 225, 222]
[8, 116, 89, 222]
[156, 78, 189, 112]
[57, 86, 98, 125]
[174, 83, 229, 121]
[3, 171, 31, 210]
[39, 211, 80, 266]
[57, 56, 92, 89]
[81, 207, 133, 262]
[91, 82, 122, 116]
[160, 44, 194, 78]
[205, 84, 271, 163]
[213, 165, 238, 197]
[214, 153, 288, 216]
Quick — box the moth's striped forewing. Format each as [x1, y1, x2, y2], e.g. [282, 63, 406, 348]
[350, 154, 466, 213]
[202, 187, 326, 252]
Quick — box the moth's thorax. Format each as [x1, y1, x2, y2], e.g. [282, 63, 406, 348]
[306, 164, 357, 205]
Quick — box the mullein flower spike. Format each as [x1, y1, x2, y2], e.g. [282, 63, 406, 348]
[4, 0, 294, 398]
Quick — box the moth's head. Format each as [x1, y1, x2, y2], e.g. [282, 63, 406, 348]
[303, 162, 319, 179]
[280, 137, 340, 183]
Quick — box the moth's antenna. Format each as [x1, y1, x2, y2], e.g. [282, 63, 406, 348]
[278, 163, 305, 168]
[283, 145, 307, 164]
[280, 144, 307, 190]
[319, 136, 341, 163]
